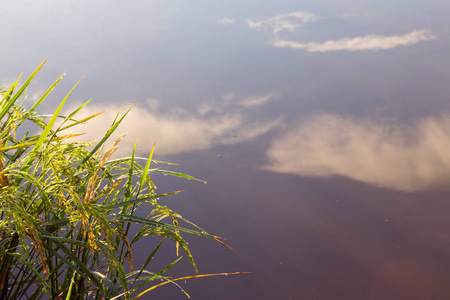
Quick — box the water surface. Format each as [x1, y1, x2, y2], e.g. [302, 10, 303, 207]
[2, 1, 450, 299]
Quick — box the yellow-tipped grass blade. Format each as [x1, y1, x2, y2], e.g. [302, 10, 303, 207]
[135, 272, 251, 299]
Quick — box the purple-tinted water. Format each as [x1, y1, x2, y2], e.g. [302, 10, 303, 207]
[145, 150, 450, 299]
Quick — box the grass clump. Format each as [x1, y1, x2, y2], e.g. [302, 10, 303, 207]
[0, 60, 244, 299]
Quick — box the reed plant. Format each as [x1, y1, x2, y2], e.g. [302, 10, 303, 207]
[0, 60, 244, 299]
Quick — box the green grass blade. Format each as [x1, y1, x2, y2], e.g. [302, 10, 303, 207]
[59, 110, 104, 132]
[0, 134, 82, 151]
[8, 253, 52, 297]
[130, 238, 164, 287]
[116, 214, 220, 238]
[131, 257, 183, 300]
[139, 141, 156, 191]
[102, 191, 182, 210]
[123, 141, 136, 207]
[80, 107, 131, 165]
[33, 77, 83, 152]
[0, 75, 20, 117]
[36, 227, 113, 298]
[91, 271, 121, 297]
[65, 271, 77, 300]
[29, 72, 65, 114]
[55, 98, 92, 131]
[154, 169, 206, 182]
[0, 58, 47, 121]
[135, 272, 250, 299]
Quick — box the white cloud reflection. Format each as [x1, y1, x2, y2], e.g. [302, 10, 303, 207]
[61, 99, 281, 157]
[274, 30, 436, 52]
[264, 114, 450, 192]
[238, 92, 277, 107]
[247, 11, 317, 34]
[248, 11, 436, 52]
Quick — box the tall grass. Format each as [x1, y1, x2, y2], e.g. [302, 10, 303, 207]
[0, 60, 246, 299]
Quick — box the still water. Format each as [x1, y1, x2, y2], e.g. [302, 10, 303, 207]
[2, 1, 450, 299]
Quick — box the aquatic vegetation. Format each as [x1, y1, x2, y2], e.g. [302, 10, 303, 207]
[0, 60, 245, 299]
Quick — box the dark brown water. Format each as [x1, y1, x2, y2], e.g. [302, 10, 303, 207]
[2, 1, 450, 299]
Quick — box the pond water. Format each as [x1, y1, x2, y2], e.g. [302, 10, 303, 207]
[2, 1, 450, 299]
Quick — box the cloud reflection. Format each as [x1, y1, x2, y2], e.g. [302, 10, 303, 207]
[238, 92, 277, 107]
[62, 99, 281, 157]
[264, 114, 450, 192]
[247, 11, 317, 34]
[248, 11, 436, 52]
[274, 30, 436, 52]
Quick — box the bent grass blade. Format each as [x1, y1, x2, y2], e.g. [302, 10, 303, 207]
[134, 272, 251, 299]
